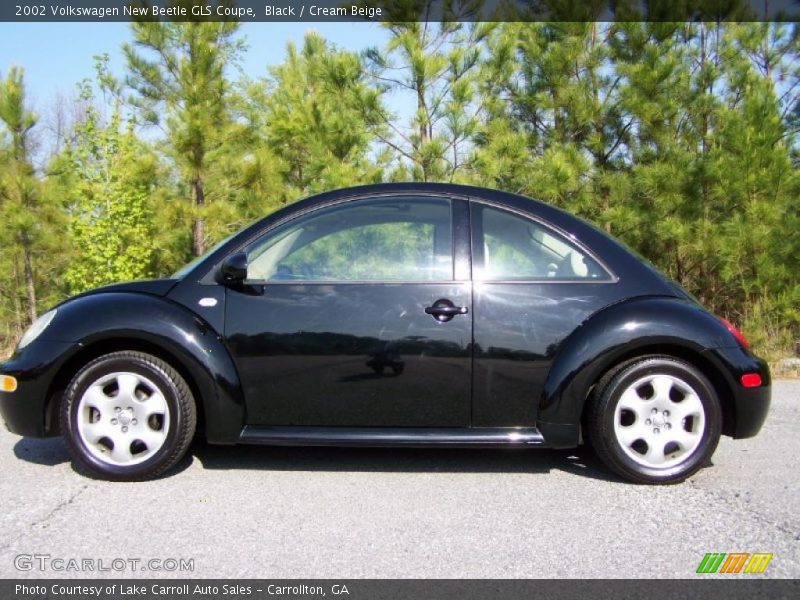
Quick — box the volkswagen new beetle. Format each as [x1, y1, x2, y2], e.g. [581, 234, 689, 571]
[0, 184, 771, 483]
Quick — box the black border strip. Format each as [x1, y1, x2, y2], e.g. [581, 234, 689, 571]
[3, 1, 799, 23]
[4, 579, 800, 600]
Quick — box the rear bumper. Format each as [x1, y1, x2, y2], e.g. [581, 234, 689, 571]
[0, 341, 77, 437]
[701, 346, 771, 439]
[730, 382, 771, 438]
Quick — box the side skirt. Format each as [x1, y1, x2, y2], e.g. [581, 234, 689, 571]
[239, 426, 546, 448]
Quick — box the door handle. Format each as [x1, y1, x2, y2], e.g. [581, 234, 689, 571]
[425, 299, 469, 323]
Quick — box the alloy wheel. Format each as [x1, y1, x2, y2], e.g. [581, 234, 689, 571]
[613, 373, 706, 469]
[75, 371, 170, 466]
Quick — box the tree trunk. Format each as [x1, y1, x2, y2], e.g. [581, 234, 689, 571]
[417, 88, 427, 145]
[417, 85, 429, 181]
[192, 176, 205, 257]
[21, 235, 37, 324]
[12, 260, 22, 336]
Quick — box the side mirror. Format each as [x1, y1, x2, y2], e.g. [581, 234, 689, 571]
[220, 252, 248, 284]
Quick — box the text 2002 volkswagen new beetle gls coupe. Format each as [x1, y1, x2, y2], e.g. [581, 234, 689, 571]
[0, 184, 770, 483]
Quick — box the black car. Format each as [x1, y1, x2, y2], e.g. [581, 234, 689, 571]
[0, 183, 770, 483]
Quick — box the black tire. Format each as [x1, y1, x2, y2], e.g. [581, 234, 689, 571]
[60, 351, 196, 481]
[585, 356, 722, 484]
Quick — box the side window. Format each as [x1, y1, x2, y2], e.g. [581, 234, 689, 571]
[472, 204, 610, 281]
[245, 197, 453, 282]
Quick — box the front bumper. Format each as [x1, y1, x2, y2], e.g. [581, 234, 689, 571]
[0, 341, 78, 437]
[702, 346, 771, 439]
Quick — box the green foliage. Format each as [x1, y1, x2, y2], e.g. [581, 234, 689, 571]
[0, 67, 64, 339]
[366, 8, 493, 181]
[124, 18, 245, 257]
[56, 83, 156, 293]
[0, 21, 797, 363]
[259, 32, 387, 201]
[472, 22, 799, 361]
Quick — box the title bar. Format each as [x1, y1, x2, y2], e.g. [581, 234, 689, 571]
[2, 1, 799, 23]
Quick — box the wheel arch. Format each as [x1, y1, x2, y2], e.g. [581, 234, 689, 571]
[42, 293, 246, 444]
[538, 296, 739, 447]
[576, 344, 736, 438]
[45, 337, 210, 437]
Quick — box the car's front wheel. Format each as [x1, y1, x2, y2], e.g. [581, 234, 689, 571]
[60, 351, 196, 481]
[586, 356, 722, 484]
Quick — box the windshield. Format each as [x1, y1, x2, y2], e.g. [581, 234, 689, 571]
[171, 232, 237, 279]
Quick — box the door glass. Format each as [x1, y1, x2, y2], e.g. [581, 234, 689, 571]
[474, 205, 610, 281]
[246, 197, 453, 282]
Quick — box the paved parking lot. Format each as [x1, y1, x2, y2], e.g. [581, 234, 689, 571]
[0, 380, 797, 579]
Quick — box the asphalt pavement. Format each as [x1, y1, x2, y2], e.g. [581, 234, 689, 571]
[0, 380, 797, 579]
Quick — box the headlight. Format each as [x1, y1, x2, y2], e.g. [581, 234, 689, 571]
[17, 309, 57, 350]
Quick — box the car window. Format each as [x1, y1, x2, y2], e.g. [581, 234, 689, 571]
[473, 204, 610, 281]
[245, 197, 453, 282]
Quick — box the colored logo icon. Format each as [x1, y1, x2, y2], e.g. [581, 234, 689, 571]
[696, 553, 773, 574]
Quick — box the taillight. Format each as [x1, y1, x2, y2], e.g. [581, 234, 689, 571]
[740, 373, 762, 387]
[718, 317, 750, 349]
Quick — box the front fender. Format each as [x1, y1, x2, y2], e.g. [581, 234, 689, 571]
[44, 292, 245, 444]
[537, 296, 736, 447]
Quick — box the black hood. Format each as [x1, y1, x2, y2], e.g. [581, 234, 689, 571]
[66, 279, 179, 302]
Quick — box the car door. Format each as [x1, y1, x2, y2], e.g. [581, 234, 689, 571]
[470, 201, 618, 427]
[224, 194, 473, 427]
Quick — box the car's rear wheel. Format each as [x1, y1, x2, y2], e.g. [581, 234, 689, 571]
[60, 351, 196, 481]
[585, 356, 722, 484]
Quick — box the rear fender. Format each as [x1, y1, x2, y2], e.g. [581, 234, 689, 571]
[538, 296, 736, 447]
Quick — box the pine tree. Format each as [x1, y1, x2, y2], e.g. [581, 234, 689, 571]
[0, 20, 797, 362]
[260, 32, 386, 200]
[124, 18, 244, 257]
[712, 23, 799, 353]
[0, 67, 58, 328]
[366, 2, 492, 181]
[474, 22, 630, 220]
